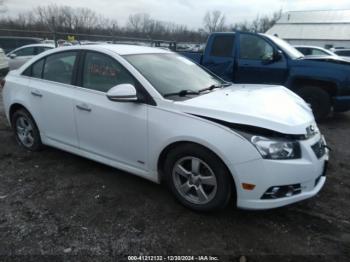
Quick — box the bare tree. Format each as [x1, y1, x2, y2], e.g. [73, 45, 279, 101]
[230, 9, 282, 33]
[0, 0, 7, 14]
[203, 10, 226, 33]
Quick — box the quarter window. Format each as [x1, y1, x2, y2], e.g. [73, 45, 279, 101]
[239, 34, 274, 60]
[14, 47, 35, 56]
[82, 52, 136, 92]
[32, 59, 44, 78]
[43, 52, 77, 85]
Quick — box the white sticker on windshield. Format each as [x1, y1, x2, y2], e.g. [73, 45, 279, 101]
[176, 56, 195, 66]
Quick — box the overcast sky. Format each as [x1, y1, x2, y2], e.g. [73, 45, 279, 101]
[3, 0, 350, 29]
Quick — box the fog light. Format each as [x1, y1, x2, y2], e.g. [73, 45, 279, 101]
[261, 184, 301, 199]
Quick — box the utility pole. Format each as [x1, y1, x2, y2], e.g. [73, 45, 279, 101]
[51, 16, 57, 47]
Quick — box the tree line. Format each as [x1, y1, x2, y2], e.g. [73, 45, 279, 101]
[0, 3, 281, 43]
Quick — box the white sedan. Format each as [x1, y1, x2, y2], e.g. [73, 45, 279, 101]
[6, 44, 54, 70]
[1, 45, 329, 211]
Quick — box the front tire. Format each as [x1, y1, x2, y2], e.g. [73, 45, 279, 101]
[164, 144, 233, 212]
[11, 109, 43, 151]
[297, 86, 331, 121]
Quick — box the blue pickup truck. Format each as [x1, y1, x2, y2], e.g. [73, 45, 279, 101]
[180, 32, 350, 120]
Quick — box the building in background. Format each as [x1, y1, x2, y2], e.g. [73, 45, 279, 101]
[266, 10, 350, 49]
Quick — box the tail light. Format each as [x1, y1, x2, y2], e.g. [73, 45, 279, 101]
[0, 79, 5, 89]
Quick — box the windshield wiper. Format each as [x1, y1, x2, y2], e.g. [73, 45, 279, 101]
[163, 89, 199, 98]
[198, 82, 231, 93]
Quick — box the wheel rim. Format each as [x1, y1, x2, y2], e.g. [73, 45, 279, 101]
[172, 156, 217, 205]
[16, 116, 35, 148]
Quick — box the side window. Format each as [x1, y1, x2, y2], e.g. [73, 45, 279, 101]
[239, 34, 274, 60]
[32, 59, 45, 78]
[14, 47, 35, 57]
[35, 46, 52, 55]
[82, 52, 136, 92]
[298, 48, 311, 56]
[311, 49, 327, 56]
[210, 35, 235, 57]
[22, 59, 45, 78]
[43, 52, 77, 85]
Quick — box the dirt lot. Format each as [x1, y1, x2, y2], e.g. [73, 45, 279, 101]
[0, 93, 349, 262]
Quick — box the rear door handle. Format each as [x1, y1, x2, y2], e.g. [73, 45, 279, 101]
[31, 91, 43, 98]
[76, 104, 92, 112]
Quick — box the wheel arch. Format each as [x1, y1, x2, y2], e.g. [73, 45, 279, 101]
[157, 140, 237, 198]
[289, 77, 338, 97]
[9, 103, 31, 126]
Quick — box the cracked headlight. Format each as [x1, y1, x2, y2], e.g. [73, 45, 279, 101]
[251, 136, 301, 160]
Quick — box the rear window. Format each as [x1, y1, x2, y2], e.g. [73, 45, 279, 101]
[210, 35, 235, 57]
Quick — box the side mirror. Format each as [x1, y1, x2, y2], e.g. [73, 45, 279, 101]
[8, 53, 17, 59]
[106, 84, 138, 102]
[274, 50, 283, 62]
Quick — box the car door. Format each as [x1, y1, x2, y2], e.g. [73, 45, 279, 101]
[235, 33, 288, 85]
[202, 34, 235, 81]
[25, 51, 79, 148]
[74, 51, 148, 170]
[8, 46, 36, 70]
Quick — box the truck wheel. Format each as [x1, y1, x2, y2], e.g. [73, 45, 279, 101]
[297, 86, 331, 121]
[164, 144, 233, 212]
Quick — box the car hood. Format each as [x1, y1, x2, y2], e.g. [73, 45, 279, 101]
[174, 84, 314, 135]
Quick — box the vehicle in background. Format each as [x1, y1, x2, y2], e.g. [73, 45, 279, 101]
[333, 49, 350, 57]
[0, 36, 42, 54]
[179, 32, 350, 121]
[294, 45, 337, 57]
[1, 45, 328, 211]
[0, 48, 9, 78]
[6, 44, 55, 70]
[57, 39, 73, 47]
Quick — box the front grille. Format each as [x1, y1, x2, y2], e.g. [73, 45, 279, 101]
[312, 138, 326, 159]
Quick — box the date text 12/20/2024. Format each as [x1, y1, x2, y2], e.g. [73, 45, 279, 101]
[127, 256, 220, 261]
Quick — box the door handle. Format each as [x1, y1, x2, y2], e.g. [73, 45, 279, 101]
[76, 104, 92, 112]
[31, 91, 43, 97]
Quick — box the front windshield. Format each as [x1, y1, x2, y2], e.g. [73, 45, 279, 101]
[265, 34, 304, 59]
[124, 53, 224, 97]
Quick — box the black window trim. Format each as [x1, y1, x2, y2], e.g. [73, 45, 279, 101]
[21, 50, 80, 86]
[77, 50, 156, 106]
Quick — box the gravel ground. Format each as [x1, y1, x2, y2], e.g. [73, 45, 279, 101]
[0, 93, 349, 261]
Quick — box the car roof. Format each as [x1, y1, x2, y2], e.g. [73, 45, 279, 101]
[51, 44, 172, 55]
[92, 44, 172, 55]
[16, 43, 55, 48]
[0, 36, 42, 40]
[294, 45, 326, 49]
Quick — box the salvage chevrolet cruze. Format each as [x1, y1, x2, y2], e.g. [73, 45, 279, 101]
[1, 45, 329, 211]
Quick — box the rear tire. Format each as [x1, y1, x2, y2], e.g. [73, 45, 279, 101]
[297, 86, 331, 121]
[11, 109, 43, 151]
[164, 144, 233, 212]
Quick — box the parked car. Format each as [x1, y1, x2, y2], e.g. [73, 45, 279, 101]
[6, 44, 54, 70]
[179, 32, 350, 120]
[294, 45, 337, 57]
[333, 49, 350, 57]
[0, 36, 42, 54]
[0, 48, 9, 78]
[1, 45, 328, 211]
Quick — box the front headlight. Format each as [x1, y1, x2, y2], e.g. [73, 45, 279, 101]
[251, 136, 301, 160]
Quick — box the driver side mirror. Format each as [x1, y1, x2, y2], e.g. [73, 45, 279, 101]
[273, 50, 283, 62]
[106, 84, 138, 102]
[8, 53, 17, 59]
